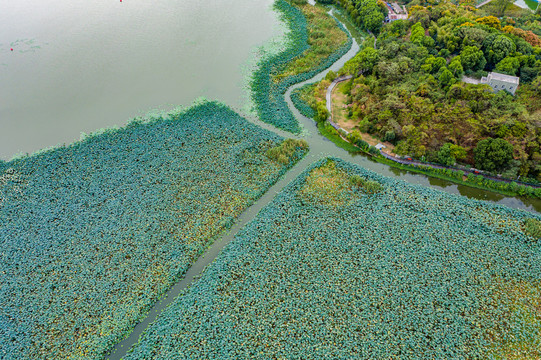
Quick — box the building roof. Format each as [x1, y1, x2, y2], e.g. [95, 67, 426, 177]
[389, 14, 408, 20]
[488, 72, 520, 84]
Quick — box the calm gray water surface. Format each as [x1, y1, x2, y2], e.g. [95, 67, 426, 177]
[2, 0, 540, 214]
[0, 0, 281, 159]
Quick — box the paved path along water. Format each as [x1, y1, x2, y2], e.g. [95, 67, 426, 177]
[326, 74, 353, 131]
[107, 8, 541, 359]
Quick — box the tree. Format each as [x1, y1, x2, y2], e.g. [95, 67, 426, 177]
[449, 56, 464, 77]
[315, 103, 330, 122]
[421, 55, 436, 73]
[364, 9, 385, 34]
[460, 46, 486, 71]
[438, 67, 456, 87]
[325, 70, 338, 81]
[474, 138, 514, 172]
[494, 0, 514, 17]
[460, 27, 489, 48]
[476, 16, 501, 30]
[437, 143, 456, 166]
[344, 46, 378, 75]
[409, 6, 431, 27]
[487, 35, 516, 65]
[495, 56, 520, 76]
[410, 22, 426, 45]
[449, 144, 467, 161]
[437, 143, 467, 166]
[359, 47, 378, 73]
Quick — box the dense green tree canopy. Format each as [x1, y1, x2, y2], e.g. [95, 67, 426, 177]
[474, 138, 514, 172]
[344, 46, 378, 75]
[461, 46, 487, 71]
[320, 1, 541, 179]
[495, 56, 520, 75]
[486, 35, 517, 65]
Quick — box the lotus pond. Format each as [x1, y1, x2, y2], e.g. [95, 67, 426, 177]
[0, 101, 307, 359]
[125, 158, 541, 359]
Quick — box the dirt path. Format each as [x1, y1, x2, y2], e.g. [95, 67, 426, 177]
[324, 69, 541, 189]
[476, 0, 494, 8]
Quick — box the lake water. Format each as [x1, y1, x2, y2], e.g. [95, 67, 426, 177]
[0, 0, 282, 159]
[2, 0, 540, 212]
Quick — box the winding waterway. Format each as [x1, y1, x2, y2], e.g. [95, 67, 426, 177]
[108, 6, 541, 359]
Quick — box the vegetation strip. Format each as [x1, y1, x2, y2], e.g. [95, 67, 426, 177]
[291, 1, 541, 199]
[124, 158, 541, 359]
[0, 101, 307, 360]
[250, 0, 352, 133]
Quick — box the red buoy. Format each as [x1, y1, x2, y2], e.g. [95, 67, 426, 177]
[10, 48, 13, 51]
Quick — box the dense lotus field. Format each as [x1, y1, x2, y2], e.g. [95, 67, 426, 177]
[0, 101, 307, 359]
[251, 0, 352, 133]
[125, 158, 541, 359]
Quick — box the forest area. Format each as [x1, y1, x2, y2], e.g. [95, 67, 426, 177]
[308, 0, 541, 181]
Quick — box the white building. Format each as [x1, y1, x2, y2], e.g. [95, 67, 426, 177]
[480, 72, 520, 95]
[387, 14, 408, 21]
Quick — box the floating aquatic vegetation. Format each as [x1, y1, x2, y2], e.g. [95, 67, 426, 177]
[291, 83, 317, 119]
[524, 218, 541, 240]
[251, 0, 352, 133]
[125, 157, 541, 359]
[266, 138, 308, 164]
[0, 101, 307, 359]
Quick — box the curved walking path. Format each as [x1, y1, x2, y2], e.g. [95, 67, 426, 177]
[475, 0, 494, 8]
[326, 75, 352, 132]
[324, 73, 541, 190]
[107, 7, 540, 360]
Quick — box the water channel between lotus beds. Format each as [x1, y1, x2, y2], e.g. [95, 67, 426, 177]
[2, 1, 540, 358]
[108, 6, 541, 360]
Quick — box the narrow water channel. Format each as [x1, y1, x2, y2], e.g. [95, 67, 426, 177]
[108, 8, 541, 359]
[281, 13, 541, 214]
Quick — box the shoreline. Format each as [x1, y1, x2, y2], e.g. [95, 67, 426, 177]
[290, 58, 541, 200]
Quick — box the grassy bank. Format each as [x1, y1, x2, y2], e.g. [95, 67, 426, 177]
[0, 101, 307, 359]
[250, 0, 352, 133]
[291, 75, 541, 199]
[273, 4, 348, 82]
[124, 158, 541, 359]
[291, 83, 317, 118]
[317, 121, 361, 153]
